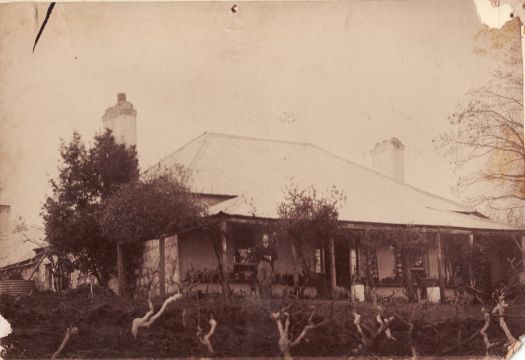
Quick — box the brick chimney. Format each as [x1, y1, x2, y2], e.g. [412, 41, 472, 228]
[370, 138, 405, 182]
[0, 204, 11, 242]
[102, 93, 137, 147]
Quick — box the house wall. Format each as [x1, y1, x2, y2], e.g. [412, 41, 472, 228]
[357, 241, 439, 284]
[274, 236, 296, 275]
[32, 259, 50, 290]
[180, 232, 220, 275]
[137, 238, 161, 297]
[165, 235, 180, 294]
[133, 224, 519, 300]
[376, 245, 396, 281]
[135, 227, 302, 298]
[136, 231, 232, 298]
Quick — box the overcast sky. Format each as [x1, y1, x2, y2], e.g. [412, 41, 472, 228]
[0, 0, 518, 226]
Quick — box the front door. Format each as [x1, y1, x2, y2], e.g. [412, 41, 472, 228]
[335, 240, 350, 287]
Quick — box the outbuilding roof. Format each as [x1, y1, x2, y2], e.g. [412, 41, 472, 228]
[0, 227, 46, 269]
[152, 132, 522, 231]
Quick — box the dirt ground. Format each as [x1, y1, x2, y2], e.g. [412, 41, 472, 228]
[1, 286, 524, 359]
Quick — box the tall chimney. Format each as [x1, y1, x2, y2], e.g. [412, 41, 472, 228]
[370, 138, 405, 182]
[102, 93, 137, 147]
[0, 204, 11, 242]
[117, 93, 126, 103]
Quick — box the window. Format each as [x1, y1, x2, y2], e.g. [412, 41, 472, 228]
[234, 248, 254, 264]
[350, 248, 358, 277]
[314, 248, 323, 273]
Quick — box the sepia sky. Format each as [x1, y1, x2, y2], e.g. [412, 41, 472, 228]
[0, 0, 518, 226]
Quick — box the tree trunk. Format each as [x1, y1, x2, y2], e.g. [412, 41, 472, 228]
[289, 239, 301, 296]
[117, 242, 125, 296]
[159, 237, 166, 298]
[217, 220, 232, 302]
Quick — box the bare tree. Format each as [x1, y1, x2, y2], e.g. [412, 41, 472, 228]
[196, 312, 217, 354]
[270, 303, 332, 360]
[131, 272, 201, 339]
[51, 326, 79, 359]
[437, 70, 525, 224]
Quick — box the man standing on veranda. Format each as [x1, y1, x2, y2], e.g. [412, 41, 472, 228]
[255, 233, 278, 299]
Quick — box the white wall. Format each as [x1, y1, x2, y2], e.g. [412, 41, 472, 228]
[427, 242, 438, 278]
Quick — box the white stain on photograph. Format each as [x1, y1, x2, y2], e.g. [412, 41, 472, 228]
[0, 315, 12, 360]
[473, 0, 515, 28]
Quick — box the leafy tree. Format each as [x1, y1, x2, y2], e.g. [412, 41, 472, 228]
[437, 70, 525, 224]
[42, 129, 139, 287]
[100, 166, 206, 294]
[277, 184, 345, 298]
[101, 166, 206, 244]
[438, 18, 525, 224]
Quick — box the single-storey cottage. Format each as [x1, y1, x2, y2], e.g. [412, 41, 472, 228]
[97, 94, 523, 302]
[126, 132, 524, 302]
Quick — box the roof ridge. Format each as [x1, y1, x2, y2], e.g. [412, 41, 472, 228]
[143, 132, 209, 176]
[204, 131, 314, 147]
[187, 134, 212, 171]
[308, 144, 477, 213]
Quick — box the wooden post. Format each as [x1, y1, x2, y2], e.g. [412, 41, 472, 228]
[117, 242, 125, 297]
[290, 239, 300, 290]
[219, 220, 231, 300]
[364, 229, 371, 286]
[220, 220, 228, 264]
[329, 237, 337, 299]
[159, 237, 166, 298]
[467, 234, 474, 284]
[349, 246, 353, 286]
[436, 231, 446, 304]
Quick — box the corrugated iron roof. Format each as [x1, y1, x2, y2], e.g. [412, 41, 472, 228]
[154, 132, 522, 231]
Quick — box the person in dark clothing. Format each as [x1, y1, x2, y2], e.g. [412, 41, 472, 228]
[254, 233, 278, 299]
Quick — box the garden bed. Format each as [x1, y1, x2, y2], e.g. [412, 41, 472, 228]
[1, 286, 524, 358]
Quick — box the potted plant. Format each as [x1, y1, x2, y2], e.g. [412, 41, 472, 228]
[424, 277, 440, 303]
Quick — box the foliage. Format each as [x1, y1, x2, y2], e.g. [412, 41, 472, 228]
[42, 129, 139, 286]
[100, 166, 206, 295]
[278, 184, 346, 248]
[100, 166, 206, 244]
[437, 70, 525, 224]
[277, 184, 345, 295]
[366, 228, 431, 252]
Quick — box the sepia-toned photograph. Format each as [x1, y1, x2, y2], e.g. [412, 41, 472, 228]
[1, 0, 525, 359]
